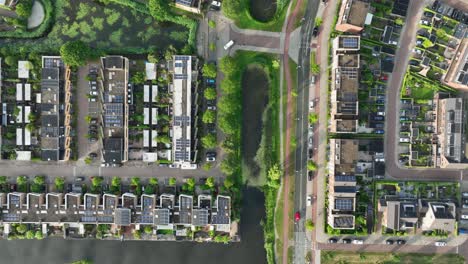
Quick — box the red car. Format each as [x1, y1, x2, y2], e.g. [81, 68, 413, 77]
[295, 211, 301, 222]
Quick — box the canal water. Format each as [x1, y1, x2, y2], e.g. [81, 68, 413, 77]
[0, 188, 266, 264]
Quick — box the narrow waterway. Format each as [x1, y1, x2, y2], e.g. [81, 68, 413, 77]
[0, 188, 266, 264]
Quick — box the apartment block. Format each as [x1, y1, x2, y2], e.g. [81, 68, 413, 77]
[331, 36, 360, 133]
[169, 55, 199, 169]
[335, 0, 370, 33]
[0, 192, 231, 236]
[443, 38, 468, 89]
[328, 139, 359, 229]
[434, 97, 467, 168]
[100, 56, 129, 166]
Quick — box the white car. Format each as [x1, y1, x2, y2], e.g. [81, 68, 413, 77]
[211, 0, 221, 7]
[224, 40, 234, 50]
[435, 241, 447, 247]
[463, 192, 468, 197]
[207, 106, 217, 111]
[206, 157, 216, 162]
[306, 196, 312, 206]
[461, 214, 468, 220]
[309, 100, 315, 110]
[352, 239, 364, 244]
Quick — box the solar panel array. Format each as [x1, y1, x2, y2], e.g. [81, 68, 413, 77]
[174, 116, 190, 126]
[98, 216, 114, 223]
[174, 74, 188, 80]
[154, 209, 170, 225]
[192, 209, 209, 226]
[81, 216, 97, 222]
[174, 56, 190, 61]
[334, 175, 356, 182]
[3, 213, 20, 221]
[335, 199, 353, 211]
[115, 208, 131, 226]
[212, 198, 230, 224]
[342, 37, 358, 48]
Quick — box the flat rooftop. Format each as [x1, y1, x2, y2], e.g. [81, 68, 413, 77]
[344, 0, 370, 27]
[336, 119, 357, 132]
[338, 54, 359, 68]
[337, 36, 360, 50]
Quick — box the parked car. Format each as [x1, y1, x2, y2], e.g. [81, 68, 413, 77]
[313, 26, 319, 37]
[207, 106, 217, 111]
[211, 0, 221, 10]
[224, 40, 234, 50]
[88, 136, 98, 143]
[308, 171, 313, 181]
[307, 196, 312, 206]
[9, 184, 16, 192]
[352, 239, 363, 245]
[90, 118, 98, 124]
[396, 239, 406, 245]
[206, 79, 216, 85]
[375, 130, 385, 134]
[374, 116, 384, 121]
[328, 238, 337, 244]
[206, 152, 216, 162]
[342, 238, 351, 244]
[89, 91, 98, 96]
[463, 192, 468, 197]
[89, 153, 98, 158]
[386, 239, 394, 245]
[309, 100, 315, 110]
[294, 211, 301, 222]
[435, 241, 447, 247]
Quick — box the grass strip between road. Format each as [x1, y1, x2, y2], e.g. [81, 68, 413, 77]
[321, 251, 465, 264]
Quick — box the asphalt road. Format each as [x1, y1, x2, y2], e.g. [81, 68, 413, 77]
[384, 0, 463, 182]
[293, 0, 320, 263]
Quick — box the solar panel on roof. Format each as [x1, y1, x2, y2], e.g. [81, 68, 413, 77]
[335, 199, 353, 211]
[175, 55, 190, 61]
[174, 74, 188, 80]
[342, 37, 358, 48]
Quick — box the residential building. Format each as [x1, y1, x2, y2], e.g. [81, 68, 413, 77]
[100, 56, 129, 166]
[328, 139, 358, 229]
[0, 192, 231, 236]
[435, 97, 467, 168]
[378, 198, 419, 231]
[443, 38, 468, 89]
[40, 56, 66, 161]
[420, 201, 456, 234]
[331, 36, 360, 133]
[169, 55, 199, 169]
[335, 0, 370, 33]
[143, 84, 158, 162]
[174, 0, 201, 14]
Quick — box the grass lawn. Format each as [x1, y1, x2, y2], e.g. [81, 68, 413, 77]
[321, 251, 464, 264]
[225, 0, 289, 32]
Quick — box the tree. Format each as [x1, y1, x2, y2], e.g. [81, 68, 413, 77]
[149, 178, 158, 186]
[310, 63, 320, 74]
[435, 28, 449, 42]
[148, 0, 170, 21]
[131, 71, 146, 85]
[16, 1, 33, 18]
[91, 177, 103, 187]
[201, 134, 217, 149]
[35, 230, 43, 240]
[144, 225, 153, 234]
[4, 56, 16, 67]
[204, 87, 217, 100]
[131, 177, 140, 187]
[134, 230, 142, 239]
[223, 177, 234, 189]
[17, 176, 27, 185]
[55, 177, 65, 191]
[202, 110, 216, 124]
[203, 63, 217, 78]
[305, 219, 315, 231]
[267, 164, 281, 189]
[147, 53, 159, 64]
[168, 177, 176, 186]
[395, 18, 404, 26]
[208, 20, 216, 29]
[315, 17, 323, 27]
[307, 160, 317, 171]
[205, 176, 215, 189]
[422, 38, 434, 49]
[186, 178, 195, 191]
[111, 177, 121, 187]
[0, 176, 7, 185]
[16, 224, 27, 234]
[26, 230, 34, 239]
[60, 41, 92, 67]
[308, 112, 318, 124]
[158, 135, 171, 145]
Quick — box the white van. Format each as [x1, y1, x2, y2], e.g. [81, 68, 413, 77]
[224, 40, 234, 50]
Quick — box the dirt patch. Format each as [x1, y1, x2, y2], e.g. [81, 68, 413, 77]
[241, 65, 269, 182]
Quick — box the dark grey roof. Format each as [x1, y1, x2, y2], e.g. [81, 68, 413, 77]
[103, 138, 123, 164]
[212, 196, 230, 225]
[114, 208, 131, 226]
[333, 215, 354, 228]
[382, 26, 393, 43]
[103, 56, 124, 69]
[41, 68, 59, 81]
[334, 175, 356, 182]
[154, 208, 170, 225]
[392, 0, 409, 16]
[192, 209, 209, 226]
[334, 186, 356, 193]
[178, 195, 193, 225]
[41, 150, 59, 161]
[431, 203, 455, 219]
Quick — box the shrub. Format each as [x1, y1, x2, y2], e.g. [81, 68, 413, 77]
[204, 88, 217, 100]
[203, 63, 217, 78]
[60, 41, 92, 67]
[201, 134, 217, 149]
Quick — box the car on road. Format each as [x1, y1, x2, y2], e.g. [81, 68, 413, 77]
[386, 239, 394, 245]
[88, 96, 97, 102]
[396, 239, 406, 245]
[328, 238, 337, 244]
[312, 26, 319, 37]
[435, 241, 447, 247]
[463, 204, 468, 209]
[376, 99, 385, 105]
[89, 91, 98, 96]
[352, 239, 363, 244]
[67, 184, 73, 193]
[309, 100, 315, 110]
[342, 238, 351, 244]
[294, 212, 300, 222]
[307, 196, 312, 206]
[224, 40, 234, 50]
